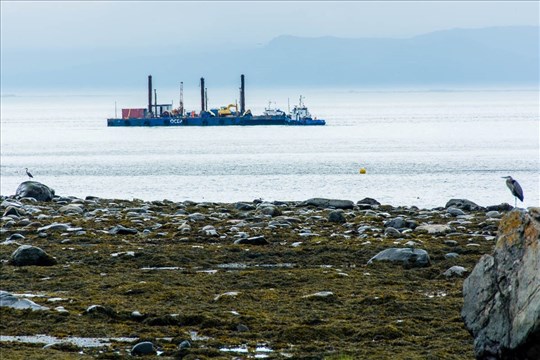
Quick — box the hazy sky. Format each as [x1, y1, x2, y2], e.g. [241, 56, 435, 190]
[2, 1, 539, 51]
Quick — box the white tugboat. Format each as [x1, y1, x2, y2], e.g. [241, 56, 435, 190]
[288, 96, 325, 125]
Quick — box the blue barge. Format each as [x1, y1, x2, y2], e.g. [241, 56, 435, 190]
[107, 75, 326, 127]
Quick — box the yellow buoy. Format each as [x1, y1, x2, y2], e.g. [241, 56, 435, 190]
[359, 168, 367, 174]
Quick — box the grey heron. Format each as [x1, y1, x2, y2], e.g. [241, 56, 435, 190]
[502, 176, 524, 207]
[25, 168, 34, 179]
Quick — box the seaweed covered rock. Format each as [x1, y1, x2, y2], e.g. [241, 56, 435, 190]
[9, 245, 57, 266]
[462, 208, 540, 359]
[300, 198, 354, 209]
[15, 181, 55, 201]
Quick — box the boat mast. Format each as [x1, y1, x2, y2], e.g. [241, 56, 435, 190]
[200, 77, 205, 112]
[179, 82, 184, 116]
[148, 75, 153, 116]
[240, 74, 245, 115]
[154, 89, 158, 116]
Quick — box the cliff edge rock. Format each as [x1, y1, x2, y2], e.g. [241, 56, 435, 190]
[462, 208, 540, 359]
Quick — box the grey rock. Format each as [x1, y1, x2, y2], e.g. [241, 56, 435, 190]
[404, 220, 418, 229]
[328, 210, 346, 223]
[201, 225, 218, 236]
[1, 199, 23, 208]
[178, 340, 191, 349]
[445, 199, 483, 212]
[85, 304, 116, 317]
[361, 210, 379, 217]
[236, 324, 250, 332]
[384, 227, 401, 238]
[357, 197, 381, 206]
[404, 240, 418, 247]
[302, 291, 335, 299]
[0, 290, 49, 311]
[415, 224, 453, 235]
[259, 205, 280, 217]
[37, 223, 70, 232]
[3, 206, 25, 217]
[131, 311, 144, 319]
[444, 266, 467, 277]
[384, 217, 407, 229]
[445, 252, 460, 259]
[486, 203, 513, 212]
[300, 198, 354, 209]
[59, 204, 84, 214]
[486, 210, 501, 218]
[178, 223, 191, 233]
[131, 341, 156, 356]
[462, 209, 540, 359]
[367, 248, 431, 267]
[357, 225, 371, 234]
[447, 207, 466, 216]
[234, 236, 269, 245]
[188, 212, 206, 221]
[108, 225, 138, 235]
[235, 202, 256, 211]
[15, 181, 55, 201]
[9, 245, 57, 266]
[7, 233, 25, 241]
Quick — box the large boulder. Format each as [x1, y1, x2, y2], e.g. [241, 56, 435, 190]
[15, 181, 55, 201]
[462, 208, 540, 359]
[445, 199, 483, 212]
[367, 248, 431, 267]
[9, 245, 57, 266]
[300, 198, 354, 209]
[0, 291, 49, 311]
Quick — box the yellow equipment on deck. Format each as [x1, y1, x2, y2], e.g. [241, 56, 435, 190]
[218, 104, 238, 117]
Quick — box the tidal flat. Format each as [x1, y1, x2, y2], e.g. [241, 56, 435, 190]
[0, 195, 502, 359]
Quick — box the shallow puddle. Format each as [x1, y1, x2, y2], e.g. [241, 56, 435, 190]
[0, 335, 137, 348]
[219, 344, 274, 358]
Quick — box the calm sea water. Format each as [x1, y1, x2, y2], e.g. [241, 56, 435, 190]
[1, 88, 538, 208]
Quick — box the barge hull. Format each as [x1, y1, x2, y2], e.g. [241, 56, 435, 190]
[107, 117, 325, 127]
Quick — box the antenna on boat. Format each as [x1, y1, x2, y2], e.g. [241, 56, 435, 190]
[205, 88, 208, 111]
[180, 82, 184, 116]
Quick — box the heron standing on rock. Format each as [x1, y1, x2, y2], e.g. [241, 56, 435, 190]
[25, 168, 34, 179]
[502, 176, 524, 207]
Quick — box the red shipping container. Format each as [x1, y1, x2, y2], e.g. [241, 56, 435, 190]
[122, 108, 146, 119]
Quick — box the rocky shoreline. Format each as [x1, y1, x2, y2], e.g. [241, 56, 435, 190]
[0, 181, 536, 359]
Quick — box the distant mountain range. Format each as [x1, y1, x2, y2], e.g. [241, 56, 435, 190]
[1, 26, 538, 89]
